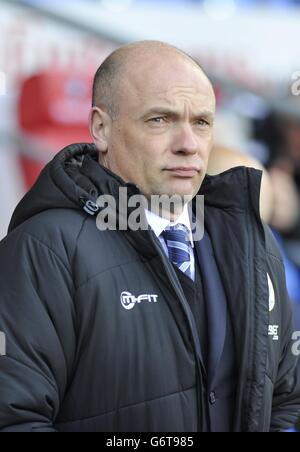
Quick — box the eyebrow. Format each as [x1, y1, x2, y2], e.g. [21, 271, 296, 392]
[141, 107, 215, 121]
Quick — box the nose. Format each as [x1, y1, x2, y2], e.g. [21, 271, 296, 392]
[172, 124, 198, 155]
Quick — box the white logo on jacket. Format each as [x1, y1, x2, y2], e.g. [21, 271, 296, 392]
[0, 331, 6, 356]
[268, 325, 279, 341]
[120, 291, 159, 310]
[267, 273, 276, 312]
[267, 273, 279, 341]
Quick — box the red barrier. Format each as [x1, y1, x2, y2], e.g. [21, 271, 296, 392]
[18, 71, 92, 188]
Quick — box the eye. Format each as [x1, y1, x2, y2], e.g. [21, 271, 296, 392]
[196, 119, 210, 127]
[148, 117, 166, 124]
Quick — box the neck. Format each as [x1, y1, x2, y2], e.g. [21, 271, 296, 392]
[147, 200, 188, 222]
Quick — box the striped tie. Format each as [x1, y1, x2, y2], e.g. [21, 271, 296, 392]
[163, 224, 192, 280]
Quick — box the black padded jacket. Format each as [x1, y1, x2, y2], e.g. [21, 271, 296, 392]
[0, 143, 299, 432]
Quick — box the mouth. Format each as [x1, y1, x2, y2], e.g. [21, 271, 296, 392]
[164, 167, 200, 178]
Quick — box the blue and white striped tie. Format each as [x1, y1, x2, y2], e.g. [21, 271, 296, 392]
[163, 224, 192, 280]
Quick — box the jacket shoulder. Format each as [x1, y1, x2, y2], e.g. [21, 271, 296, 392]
[6, 208, 88, 268]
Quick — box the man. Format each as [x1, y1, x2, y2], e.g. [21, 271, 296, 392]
[0, 41, 299, 432]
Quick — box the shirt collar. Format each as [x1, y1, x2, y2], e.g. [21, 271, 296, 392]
[145, 204, 194, 247]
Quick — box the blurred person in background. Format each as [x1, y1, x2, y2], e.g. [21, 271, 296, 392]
[268, 117, 300, 240]
[0, 41, 300, 432]
[254, 114, 300, 258]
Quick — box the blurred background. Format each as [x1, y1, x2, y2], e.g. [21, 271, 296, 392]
[0, 0, 300, 324]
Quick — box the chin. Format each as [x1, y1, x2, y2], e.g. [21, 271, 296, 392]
[168, 182, 199, 199]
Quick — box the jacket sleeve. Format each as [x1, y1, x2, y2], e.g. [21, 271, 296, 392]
[265, 226, 300, 431]
[0, 229, 76, 432]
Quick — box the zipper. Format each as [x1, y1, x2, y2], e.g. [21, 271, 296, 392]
[148, 230, 206, 431]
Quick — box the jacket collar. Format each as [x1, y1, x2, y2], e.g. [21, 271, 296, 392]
[80, 151, 263, 220]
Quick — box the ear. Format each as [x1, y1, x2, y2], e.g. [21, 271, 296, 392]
[89, 107, 111, 153]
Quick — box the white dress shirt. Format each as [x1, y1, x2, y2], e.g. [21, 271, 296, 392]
[145, 204, 195, 281]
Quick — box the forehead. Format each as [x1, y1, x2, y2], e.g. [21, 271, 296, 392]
[121, 55, 215, 114]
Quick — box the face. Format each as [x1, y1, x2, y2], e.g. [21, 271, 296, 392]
[91, 53, 216, 203]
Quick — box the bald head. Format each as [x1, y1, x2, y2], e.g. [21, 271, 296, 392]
[92, 40, 213, 119]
